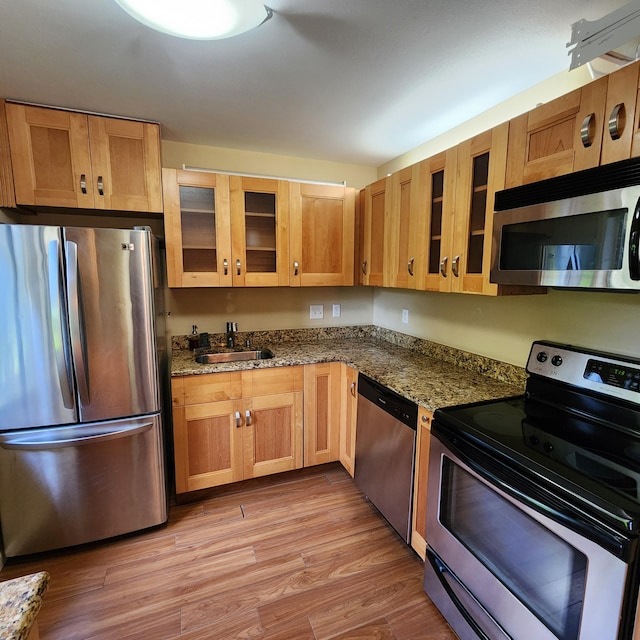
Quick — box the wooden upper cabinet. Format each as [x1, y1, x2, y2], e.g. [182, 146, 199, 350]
[0, 100, 16, 208]
[384, 163, 427, 289]
[230, 176, 289, 287]
[289, 183, 355, 286]
[421, 148, 457, 292]
[361, 176, 388, 286]
[506, 61, 640, 188]
[6, 103, 162, 212]
[163, 169, 232, 288]
[450, 123, 508, 295]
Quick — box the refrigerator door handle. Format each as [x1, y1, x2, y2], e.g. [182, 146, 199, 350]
[47, 239, 75, 409]
[0, 421, 154, 450]
[65, 240, 90, 406]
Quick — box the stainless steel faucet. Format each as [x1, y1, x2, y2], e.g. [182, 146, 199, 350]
[226, 322, 237, 348]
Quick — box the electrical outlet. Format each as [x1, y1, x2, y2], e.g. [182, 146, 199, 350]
[310, 304, 324, 319]
[402, 309, 409, 324]
[332, 304, 341, 318]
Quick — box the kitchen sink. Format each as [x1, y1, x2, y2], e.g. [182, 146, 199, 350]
[195, 349, 274, 364]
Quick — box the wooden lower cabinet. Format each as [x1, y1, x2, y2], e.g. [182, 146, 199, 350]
[411, 407, 433, 559]
[339, 364, 358, 477]
[171, 367, 303, 493]
[303, 363, 341, 466]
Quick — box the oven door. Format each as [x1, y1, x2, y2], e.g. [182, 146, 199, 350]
[424, 431, 630, 640]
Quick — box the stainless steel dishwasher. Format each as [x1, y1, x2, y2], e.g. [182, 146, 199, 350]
[354, 373, 418, 543]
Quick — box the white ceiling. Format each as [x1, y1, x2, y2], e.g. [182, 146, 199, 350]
[0, 0, 632, 166]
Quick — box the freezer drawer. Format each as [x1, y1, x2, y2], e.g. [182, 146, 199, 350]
[0, 415, 167, 557]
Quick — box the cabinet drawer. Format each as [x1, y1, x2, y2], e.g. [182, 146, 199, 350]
[179, 372, 243, 406]
[242, 366, 304, 397]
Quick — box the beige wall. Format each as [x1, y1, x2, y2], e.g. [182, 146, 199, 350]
[162, 140, 377, 190]
[166, 286, 373, 336]
[373, 288, 640, 367]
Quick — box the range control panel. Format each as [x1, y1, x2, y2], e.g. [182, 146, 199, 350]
[526, 341, 640, 404]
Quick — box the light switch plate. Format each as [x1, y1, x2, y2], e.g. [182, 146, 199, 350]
[402, 309, 409, 324]
[310, 304, 324, 319]
[332, 304, 341, 318]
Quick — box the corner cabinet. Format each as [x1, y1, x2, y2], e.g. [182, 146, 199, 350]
[411, 407, 433, 560]
[6, 103, 163, 212]
[171, 367, 303, 494]
[289, 183, 356, 286]
[303, 363, 341, 466]
[339, 364, 358, 477]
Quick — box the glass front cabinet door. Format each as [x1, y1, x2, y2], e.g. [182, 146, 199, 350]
[163, 169, 233, 287]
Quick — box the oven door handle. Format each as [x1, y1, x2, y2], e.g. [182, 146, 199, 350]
[630, 196, 640, 281]
[426, 549, 512, 640]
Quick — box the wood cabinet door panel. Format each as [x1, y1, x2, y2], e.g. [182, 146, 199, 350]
[362, 177, 387, 286]
[243, 391, 303, 478]
[303, 363, 340, 466]
[290, 183, 355, 286]
[88, 117, 163, 213]
[173, 400, 243, 493]
[411, 408, 432, 559]
[0, 100, 16, 208]
[182, 372, 243, 405]
[6, 104, 94, 208]
[339, 364, 358, 477]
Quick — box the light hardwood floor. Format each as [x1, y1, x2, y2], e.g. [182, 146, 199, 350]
[0, 463, 456, 640]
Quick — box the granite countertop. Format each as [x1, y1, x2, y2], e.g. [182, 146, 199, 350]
[0, 571, 49, 640]
[171, 328, 526, 412]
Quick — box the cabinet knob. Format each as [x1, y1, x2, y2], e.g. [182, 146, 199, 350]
[223, 258, 229, 275]
[293, 260, 299, 276]
[97, 176, 104, 196]
[235, 411, 242, 428]
[440, 256, 448, 277]
[80, 174, 87, 194]
[236, 259, 242, 276]
[608, 103, 625, 141]
[407, 257, 415, 277]
[362, 260, 368, 275]
[245, 409, 252, 426]
[452, 255, 460, 278]
[350, 381, 356, 397]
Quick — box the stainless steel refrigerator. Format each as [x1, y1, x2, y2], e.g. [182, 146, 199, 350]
[0, 224, 167, 557]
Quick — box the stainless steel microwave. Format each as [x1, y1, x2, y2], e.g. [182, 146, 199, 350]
[491, 157, 640, 290]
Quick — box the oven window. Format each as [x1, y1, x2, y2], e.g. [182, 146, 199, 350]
[440, 459, 587, 640]
[499, 208, 626, 272]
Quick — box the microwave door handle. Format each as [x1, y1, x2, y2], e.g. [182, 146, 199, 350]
[65, 240, 90, 407]
[426, 551, 510, 640]
[630, 198, 640, 281]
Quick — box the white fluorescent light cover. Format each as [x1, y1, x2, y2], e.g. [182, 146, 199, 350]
[114, 0, 272, 40]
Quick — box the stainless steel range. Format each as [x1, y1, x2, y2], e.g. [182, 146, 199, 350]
[424, 341, 640, 640]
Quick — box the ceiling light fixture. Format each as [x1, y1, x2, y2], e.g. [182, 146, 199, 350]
[114, 0, 272, 40]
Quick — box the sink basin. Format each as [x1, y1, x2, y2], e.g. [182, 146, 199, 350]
[195, 349, 274, 364]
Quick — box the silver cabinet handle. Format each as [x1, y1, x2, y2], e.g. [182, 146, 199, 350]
[245, 409, 252, 426]
[362, 260, 368, 275]
[452, 255, 460, 278]
[608, 103, 625, 140]
[235, 411, 242, 428]
[350, 381, 356, 397]
[440, 256, 448, 277]
[80, 174, 87, 194]
[293, 260, 299, 276]
[97, 176, 104, 196]
[223, 258, 228, 275]
[580, 113, 595, 148]
[236, 259, 242, 275]
[407, 257, 415, 276]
